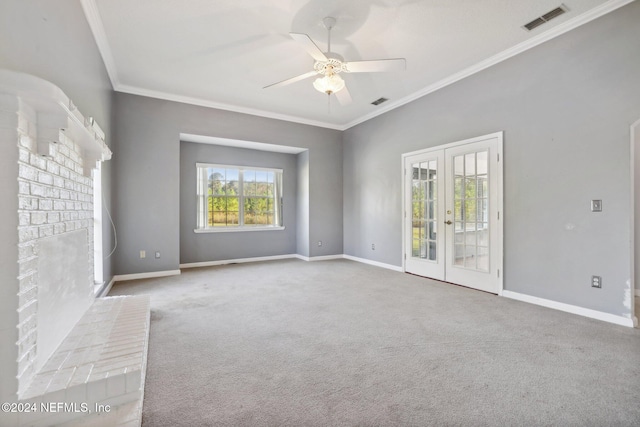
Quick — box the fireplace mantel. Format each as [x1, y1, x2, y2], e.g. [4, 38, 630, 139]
[0, 69, 111, 175]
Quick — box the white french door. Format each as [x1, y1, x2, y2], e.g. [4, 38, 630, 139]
[403, 133, 503, 294]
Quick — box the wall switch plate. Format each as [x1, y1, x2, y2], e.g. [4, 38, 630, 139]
[371, 243, 375, 250]
[591, 200, 602, 212]
[317, 241, 322, 247]
[591, 275, 602, 288]
[139, 250, 146, 259]
[155, 251, 160, 259]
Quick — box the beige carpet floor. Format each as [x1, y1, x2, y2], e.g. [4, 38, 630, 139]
[109, 259, 640, 426]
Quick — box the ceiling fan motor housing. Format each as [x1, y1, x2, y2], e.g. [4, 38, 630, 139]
[314, 56, 347, 76]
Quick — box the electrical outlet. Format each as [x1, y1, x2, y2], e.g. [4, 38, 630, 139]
[591, 275, 602, 288]
[139, 250, 146, 259]
[155, 251, 161, 259]
[371, 243, 375, 250]
[318, 241, 322, 247]
[591, 200, 602, 212]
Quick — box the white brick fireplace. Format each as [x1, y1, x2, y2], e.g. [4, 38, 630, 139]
[0, 70, 149, 426]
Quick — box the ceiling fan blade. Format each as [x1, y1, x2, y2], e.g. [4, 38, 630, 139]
[263, 70, 318, 89]
[335, 85, 352, 106]
[344, 58, 406, 73]
[289, 33, 328, 62]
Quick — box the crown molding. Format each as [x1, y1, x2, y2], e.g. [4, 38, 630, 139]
[342, 0, 637, 130]
[80, 0, 120, 89]
[115, 83, 346, 130]
[81, 0, 635, 132]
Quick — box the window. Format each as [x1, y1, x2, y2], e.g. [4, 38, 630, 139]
[196, 163, 283, 232]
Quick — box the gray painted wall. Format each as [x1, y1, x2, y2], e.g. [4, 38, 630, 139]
[343, 2, 640, 318]
[180, 142, 298, 263]
[635, 121, 640, 296]
[297, 150, 311, 257]
[113, 93, 342, 275]
[0, 0, 115, 284]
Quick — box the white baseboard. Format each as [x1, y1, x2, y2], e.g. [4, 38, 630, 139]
[96, 276, 116, 298]
[342, 254, 404, 272]
[294, 254, 345, 262]
[180, 253, 401, 272]
[502, 290, 635, 328]
[113, 269, 181, 282]
[180, 254, 297, 269]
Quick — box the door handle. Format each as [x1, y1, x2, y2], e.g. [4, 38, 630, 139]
[445, 220, 452, 225]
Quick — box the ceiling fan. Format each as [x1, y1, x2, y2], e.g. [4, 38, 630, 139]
[264, 17, 406, 106]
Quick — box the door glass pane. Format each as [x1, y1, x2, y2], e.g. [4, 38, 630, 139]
[412, 239, 420, 257]
[464, 245, 477, 268]
[477, 247, 489, 272]
[454, 244, 464, 266]
[478, 200, 488, 222]
[465, 153, 476, 176]
[478, 224, 489, 247]
[428, 221, 436, 240]
[464, 198, 476, 221]
[477, 175, 487, 198]
[428, 241, 437, 261]
[477, 151, 488, 175]
[454, 155, 463, 176]
[451, 151, 490, 272]
[465, 178, 476, 201]
[420, 240, 428, 258]
[410, 159, 437, 262]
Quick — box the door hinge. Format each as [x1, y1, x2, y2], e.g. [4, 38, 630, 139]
[497, 269, 500, 278]
[497, 153, 500, 162]
[404, 253, 407, 260]
[497, 211, 500, 220]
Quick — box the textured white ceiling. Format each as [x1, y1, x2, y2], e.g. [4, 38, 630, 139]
[85, 0, 625, 129]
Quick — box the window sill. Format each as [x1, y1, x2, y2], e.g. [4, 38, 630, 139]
[194, 226, 285, 233]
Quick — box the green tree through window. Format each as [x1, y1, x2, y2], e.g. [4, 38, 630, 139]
[197, 164, 283, 230]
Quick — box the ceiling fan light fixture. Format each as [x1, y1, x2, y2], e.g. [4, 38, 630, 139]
[313, 74, 345, 95]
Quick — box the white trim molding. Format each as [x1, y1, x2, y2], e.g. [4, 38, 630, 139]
[180, 253, 402, 270]
[81, 0, 635, 131]
[113, 269, 181, 282]
[342, 255, 404, 272]
[342, 0, 636, 129]
[117, 84, 345, 131]
[96, 276, 116, 298]
[502, 290, 635, 328]
[295, 254, 345, 262]
[195, 226, 285, 234]
[180, 254, 297, 269]
[80, 0, 120, 89]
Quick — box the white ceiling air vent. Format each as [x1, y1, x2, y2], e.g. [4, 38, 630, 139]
[523, 5, 568, 31]
[371, 97, 388, 106]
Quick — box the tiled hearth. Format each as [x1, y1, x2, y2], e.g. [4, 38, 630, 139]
[19, 296, 150, 426]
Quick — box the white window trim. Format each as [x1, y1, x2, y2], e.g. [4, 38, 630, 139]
[93, 162, 104, 294]
[195, 163, 284, 232]
[194, 226, 286, 233]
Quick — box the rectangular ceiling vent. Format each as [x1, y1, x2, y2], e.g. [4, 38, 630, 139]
[523, 5, 568, 31]
[371, 97, 388, 106]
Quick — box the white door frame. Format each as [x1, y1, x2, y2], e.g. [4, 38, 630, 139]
[401, 131, 504, 294]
